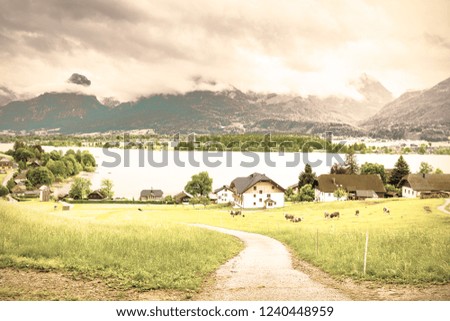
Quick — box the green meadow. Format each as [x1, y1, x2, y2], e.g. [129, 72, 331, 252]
[0, 198, 449, 293]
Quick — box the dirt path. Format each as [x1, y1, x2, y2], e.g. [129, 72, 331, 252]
[191, 224, 349, 301]
[437, 199, 450, 214]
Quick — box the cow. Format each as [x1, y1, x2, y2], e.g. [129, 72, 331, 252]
[291, 216, 303, 223]
[383, 207, 390, 214]
[284, 213, 294, 220]
[230, 210, 242, 217]
[324, 211, 330, 219]
[355, 209, 360, 216]
[330, 211, 340, 218]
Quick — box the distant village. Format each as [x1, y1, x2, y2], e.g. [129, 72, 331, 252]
[1, 141, 450, 210]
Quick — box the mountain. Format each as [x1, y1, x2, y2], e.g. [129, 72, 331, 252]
[0, 74, 403, 136]
[0, 86, 17, 106]
[0, 92, 111, 133]
[362, 77, 450, 140]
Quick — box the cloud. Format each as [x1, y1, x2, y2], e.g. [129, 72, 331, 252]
[67, 73, 91, 87]
[0, 0, 449, 100]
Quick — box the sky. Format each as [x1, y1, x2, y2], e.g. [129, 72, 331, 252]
[0, 0, 449, 102]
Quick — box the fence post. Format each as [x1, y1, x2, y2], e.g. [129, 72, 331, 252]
[316, 229, 319, 256]
[363, 230, 369, 275]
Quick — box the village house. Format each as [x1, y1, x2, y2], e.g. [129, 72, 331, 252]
[139, 189, 164, 201]
[174, 190, 193, 204]
[213, 185, 235, 204]
[314, 174, 386, 202]
[287, 183, 299, 194]
[0, 157, 13, 169]
[399, 174, 450, 198]
[229, 172, 285, 209]
[87, 190, 106, 200]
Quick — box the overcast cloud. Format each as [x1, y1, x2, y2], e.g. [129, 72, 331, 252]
[0, 0, 449, 101]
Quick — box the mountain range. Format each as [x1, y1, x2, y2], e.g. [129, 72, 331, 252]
[0, 75, 449, 140]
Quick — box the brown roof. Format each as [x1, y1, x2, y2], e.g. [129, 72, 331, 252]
[399, 174, 450, 191]
[230, 172, 285, 194]
[315, 174, 386, 193]
[140, 189, 164, 198]
[213, 185, 231, 194]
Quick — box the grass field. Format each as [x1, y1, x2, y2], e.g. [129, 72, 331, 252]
[0, 198, 449, 292]
[0, 202, 243, 292]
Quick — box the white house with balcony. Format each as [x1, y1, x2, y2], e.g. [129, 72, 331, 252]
[230, 172, 285, 209]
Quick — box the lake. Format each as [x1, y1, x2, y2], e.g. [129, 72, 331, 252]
[37, 147, 450, 199]
[1, 143, 449, 198]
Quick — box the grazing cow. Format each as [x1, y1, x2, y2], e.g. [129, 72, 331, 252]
[138, 208, 142, 211]
[330, 211, 340, 219]
[355, 209, 360, 216]
[291, 217, 303, 223]
[383, 207, 390, 214]
[324, 211, 330, 219]
[284, 213, 294, 220]
[230, 210, 242, 217]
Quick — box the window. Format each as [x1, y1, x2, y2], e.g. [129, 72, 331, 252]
[259, 198, 262, 202]
[253, 186, 257, 190]
[272, 185, 275, 189]
[254, 194, 256, 198]
[259, 190, 262, 194]
[253, 202, 256, 206]
[267, 194, 271, 198]
[268, 202, 273, 206]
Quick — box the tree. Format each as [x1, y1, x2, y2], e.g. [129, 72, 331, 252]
[14, 147, 35, 163]
[100, 179, 114, 199]
[389, 155, 410, 186]
[333, 187, 347, 201]
[46, 159, 68, 179]
[69, 177, 92, 200]
[185, 171, 213, 196]
[80, 151, 96, 171]
[0, 186, 9, 197]
[49, 150, 63, 161]
[13, 140, 26, 151]
[330, 163, 347, 174]
[284, 187, 294, 201]
[435, 168, 444, 174]
[189, 195, 210, 207]
[344, 148, 359, 174]
[360, 162, 386, 184]
[418, 162, 433, 174]
[298, 164, 316, 188]
[298, 184, 315, 202]
[27, 167, 55, 186]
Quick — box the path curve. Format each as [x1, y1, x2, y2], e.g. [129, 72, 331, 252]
[437, 199, 450, 214]
[192, 224, 350, 301]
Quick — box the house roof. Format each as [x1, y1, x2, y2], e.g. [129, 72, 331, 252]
[0, 157, 12, 163]
[399, 174, 450, 191]
[315, 174, 386, 193]
[230, 172, 285, 194]
[140, 189, 164, 198]
[88, 190, 105, 198]
[174, 190, 193, 201]
[214, 185, 231, 194]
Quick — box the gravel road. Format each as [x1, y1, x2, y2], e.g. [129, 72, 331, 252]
[192, 224, 350, 301]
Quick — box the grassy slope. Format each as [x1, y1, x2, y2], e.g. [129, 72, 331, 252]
[0, 202, 243, 291]
[0, 198, 449, 290]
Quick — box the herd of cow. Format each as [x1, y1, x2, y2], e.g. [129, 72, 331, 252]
[231, 206, 392, 221]
[283, 213, 303, 222]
